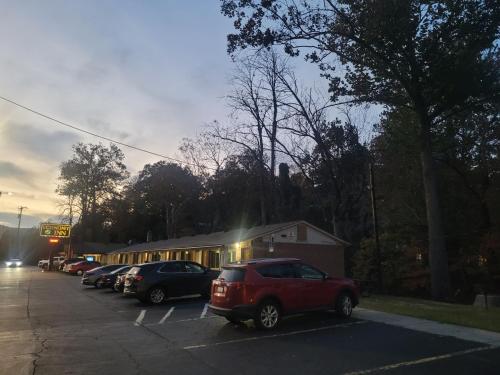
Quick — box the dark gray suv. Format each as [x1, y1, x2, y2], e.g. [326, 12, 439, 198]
[123, 261, 219, 304]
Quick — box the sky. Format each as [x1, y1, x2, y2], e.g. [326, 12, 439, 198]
[0, 0, 326, 228]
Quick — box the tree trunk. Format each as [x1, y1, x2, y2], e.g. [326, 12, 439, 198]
[259, 167, 267, 226]
[419, 123, 451, 300]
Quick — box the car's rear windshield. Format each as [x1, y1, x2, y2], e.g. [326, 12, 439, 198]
[219, 268, 246, 282]
[128, 267, 141, 275]
[111, 266, 131, 274]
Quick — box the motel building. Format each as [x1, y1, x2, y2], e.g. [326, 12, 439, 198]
[91, 221, 350, 277]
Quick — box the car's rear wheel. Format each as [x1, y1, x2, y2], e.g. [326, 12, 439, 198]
[147, 287, 167, 304]
[95, 279, 103, 289]
[254, 300, 281, 330]
[76, 270, 83, 276]
[335, 292, 353, 318]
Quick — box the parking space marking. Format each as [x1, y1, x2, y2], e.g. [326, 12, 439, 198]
[144, 315, 218, 327]
[342, 345, 498, 375]
[183, 320, 368, 350]
[200, 303, 208, 319]
[159, 307, 175, 324]
[134, 309, 147, 326]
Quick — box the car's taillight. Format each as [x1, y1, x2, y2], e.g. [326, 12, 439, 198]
[134, 275, 144, 281]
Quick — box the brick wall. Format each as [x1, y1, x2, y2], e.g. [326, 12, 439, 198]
[252, 242, 345, 277]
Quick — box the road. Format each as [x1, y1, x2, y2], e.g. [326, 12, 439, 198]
[1, 266, 499, 375]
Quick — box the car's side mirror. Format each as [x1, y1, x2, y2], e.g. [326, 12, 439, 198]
[323, 274, 332, 281]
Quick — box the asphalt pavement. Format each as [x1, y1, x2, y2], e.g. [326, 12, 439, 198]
[1, 266, 498, 375]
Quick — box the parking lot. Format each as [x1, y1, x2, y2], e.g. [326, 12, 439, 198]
[1, 266, 499, 375]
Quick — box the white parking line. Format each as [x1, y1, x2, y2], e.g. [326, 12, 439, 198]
[200, 303, 208, 319]
[134, 309, 146, 326]
[342, 345, 497, 375]
[159, 307, 175, 324]
[183, 320, 368, 349]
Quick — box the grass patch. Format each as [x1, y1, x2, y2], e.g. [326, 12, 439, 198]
[360, 295, 500, 333]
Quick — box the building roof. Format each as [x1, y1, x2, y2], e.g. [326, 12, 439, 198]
[72, 242, 128, 255]
[109, 220, 349, 255]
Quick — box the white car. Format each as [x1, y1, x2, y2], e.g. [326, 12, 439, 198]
[5, 258, 22, 267]
[38, 257, 65, 269]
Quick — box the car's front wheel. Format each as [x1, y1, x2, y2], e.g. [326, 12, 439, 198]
[335, 292, 353, 318]
[76, 270, 83, 276]
[147, 287, 167, 304]
[254, 300, 281, 330]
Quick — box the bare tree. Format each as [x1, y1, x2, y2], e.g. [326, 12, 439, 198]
[273, 70, 370, 238]
[214, 49, 290, 224]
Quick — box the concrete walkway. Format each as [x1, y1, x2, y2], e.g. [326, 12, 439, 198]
[354, 307, 500, 347]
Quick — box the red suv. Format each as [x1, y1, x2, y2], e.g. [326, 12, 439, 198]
[209, 258, 359, 330]
[66, 261, 101, 276]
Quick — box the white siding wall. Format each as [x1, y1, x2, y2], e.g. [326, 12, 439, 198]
[262, 225, 338, 245]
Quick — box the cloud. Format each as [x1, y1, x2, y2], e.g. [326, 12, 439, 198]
[86, 118, 130, 141]
[0, 122, 80, 161]
[0, 161, 29, 178]
[0, 211, 44, 228]
[0, 161, 38, 188]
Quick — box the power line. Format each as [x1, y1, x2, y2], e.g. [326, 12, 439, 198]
[0, 94, 206, 169]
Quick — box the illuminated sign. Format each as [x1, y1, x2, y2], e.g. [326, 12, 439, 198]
[40, 223, 71, 238]
[86, 256, 95, 262]
[48, 238, 60, 244]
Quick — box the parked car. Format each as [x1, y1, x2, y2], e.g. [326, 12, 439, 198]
[39, 256, 65, 270]
[123, 261, 219, 304]
[59, 257, 86, 271]
[81, 264, 127, 287]
[5, 258, 22, 267]
[52, 256, 65, 268]
[65, 260, 101, 276]
[208, 258, 360, 330]
[98, 265, 133, 290]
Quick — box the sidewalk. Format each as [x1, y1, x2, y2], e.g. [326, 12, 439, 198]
[354, 307, 500, 347]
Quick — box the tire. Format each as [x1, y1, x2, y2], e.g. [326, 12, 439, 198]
[76, 270, 83, 276]
[147, 286, 167, 305]
[95, 279, 102, 289]
[335, 292, 353, 318]
[254, 300, 281, 330]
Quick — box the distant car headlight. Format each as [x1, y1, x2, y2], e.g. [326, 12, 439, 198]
[5, 261, 12, 266]
[16, 261, 22, 266]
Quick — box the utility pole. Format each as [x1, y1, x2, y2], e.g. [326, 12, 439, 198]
[369, 163, 382, 291]
[16, 206, 28, 257]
